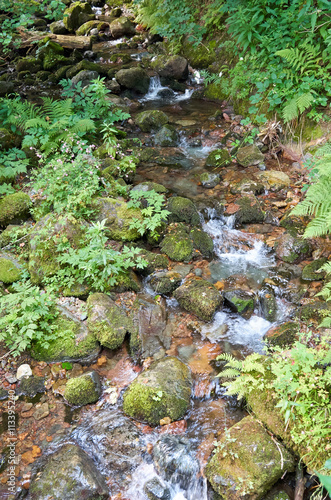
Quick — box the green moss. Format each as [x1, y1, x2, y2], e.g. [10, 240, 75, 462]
[64, 372, 101, 406]
[181, 37, 217, 68]
[136, 249, 169, 275]
[190, 228, 214, 258]
[0, 128, 20, 150]
[264, 321, 299, 348]
[173, 278, 222, 322]
[93, 197, 143, 241]
[0, 257, 21, 283]
[76, 20, 104, 35]
[0, 224, 29, 248]
[167, 196, 200, 226]
[235, 195, 265, 225]
[302, 258, 327, 281]
[0, 193, 31, 227]
[66, 60, 104, 79]
[279, 214, 306, 236]
[16, 57, 42, 74]
[123, 357, 192, 426]
[204, 82, 228, 101]
[63, 1, 94, 32]
[160, 229, 194, 262]
[135, 110, 169, 132]
[31, 314, 99, 363]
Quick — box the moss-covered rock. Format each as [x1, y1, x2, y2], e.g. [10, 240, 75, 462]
[31, 308, 100, 363]
[123, 356, 192, 426]
[0, 192, 31, 227]
[0, 224, 30, 249]
[0, 128, 20, 151]
[205, 148, 232, 170]
[37, 40, 68, 71]
[181, 36, 217, 68]
[263, 321, 299, 348]
[115, 67, 150, 94]
[279, 214, 306, 237]
[28, 213, 85, 285]
[16, 57, 42, 74]
[64, 371, 101, 406]
[274, 233, 312, 264]
[136, 249, 169, 275]
[205, 416, 296, 500]
[200, 172, 220, 188]
[152, 55, 188, 81]
[230, 177, 264, 195]
[174, 277, 222, 321]
[167, 196, 200, 226]
[28, 444, 109, 499]
[135, 110, 169, 132]
[87, 292, 133, 349]
[257, 170, 291, 192]
[131, 181, 167, 194]
[92, 197, 143, 241]
[109, 16, 136, 38]
[150, 270, 182, 295]
[76, 20, 107, 35]
[223, 289, 255, 319]
[66, 59, 105, 79]
[301, 258, 327, 281]
[0, 81, 14, 97]
[295, 300, 331, 324]
[17, 376, 45, 397]
[259, 284, 277, 322]
[160, 224, 194, 262]
[49, 20, 68, 34]
[234, 195, 265, 226]
[0, 254, 21, 283]
[154, 125, 178, 147]
[71, 69, 99, 87]
[190, 228, 214, 258]
[236, 144, 264, 167]
[63, 1, 94, 32]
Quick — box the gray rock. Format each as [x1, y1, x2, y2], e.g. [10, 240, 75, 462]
[135, 110, 169, 132]
[174, 278, 222, 322]
[71, 70, 98, 87]
[154, 55, 189, 81]
[115, 67, 150, 94]
[144, 477, 171, 500]
[49, 20, 68, 34]
[154, 125, 178, 147]
[16, 364, 32, 380]
[236, 144, 264, 167]
[109, 16, 136, 38]
[275, 233, 312, 263]
[150, 271, 182, 295]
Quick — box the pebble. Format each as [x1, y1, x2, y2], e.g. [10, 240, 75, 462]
[33, 403, 49, 421]
[16, 364, 33, 380]
[5, 373, 17, 384]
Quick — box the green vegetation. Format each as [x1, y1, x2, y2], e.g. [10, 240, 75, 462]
[128, 189, 170, 240]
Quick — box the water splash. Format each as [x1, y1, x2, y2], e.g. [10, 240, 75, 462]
[141, 75, 194, 102]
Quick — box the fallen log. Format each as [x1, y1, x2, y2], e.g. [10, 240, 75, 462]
[21, 33, 92, 51]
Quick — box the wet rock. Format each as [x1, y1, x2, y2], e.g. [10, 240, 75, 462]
[129, 296, 168, 360]
[30, 307, 100, 364]
[76, 20, 107, 35]
[71, 408, 145, 488]
[16, 376, 45, 397]
[87, 293, 132, 349]
[29, 444, 109, 499]
[136, 249, 169, 276]
[63, 2, 94, 32]
[92, 197, 143, 241]
[296, 300, 331, 324]
[0, 81, 14, 97]
[150, 271, 182, 295]
[236, 144, 264, 167]
[33, 402, 50, 420]
[144, 477, 171, 500]
[257, 170, 291, 192]
[160, 224, 194, 262]
[109, 16, 136, 38]
[135, 110, 169, 132]
[0, 254, 21, 283]
[71, 69, 99, 87]
[279, 214, 306, 237]
[301, 258, 327, 281]
[16, 364, 32, 380]
[28, 214, 85, 285]
[174, 277, 222, 322]
[200, 172, 220, 188]
[264, 321, 299, 347]
[233, 195, 265, 226]
[64, 371, 101, 406]
[153, 435, 199, 488]
[132, 181, 167, 194]
[190, 228, 214, 258]
[205, 148, 232, 170]
[49, 20, 69, 34]
[223, 289, 255, 319]
[230, 177, 264, 195]
[154, 125, 178, 147]
[259, 285, 277, 322]
[0, 192, 31, 227]
[153, 55, 189, 81]
[115, 67, 150, 94]
[206, 416, 295, 500]
[274, 233, 312, 263]
[123, 357, 192, 426]
[167, 196, 200, 226]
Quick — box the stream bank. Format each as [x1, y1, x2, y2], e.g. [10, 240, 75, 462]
[0, 2, 330, 500]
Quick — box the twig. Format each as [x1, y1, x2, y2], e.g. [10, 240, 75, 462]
[294, 464, 305, 500]
[270, 435, 284, 470]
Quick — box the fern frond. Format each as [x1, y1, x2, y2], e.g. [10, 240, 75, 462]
[220, 368, 242, 379]
[70, 118, 95, 134]
[282, 97, 298, 122]
[42, 98, 73, 121]
[217, 353, 242, 369]
[296, 92, 315, 114]
[303, 215, 331, 238]
[24, 117, 49, 130]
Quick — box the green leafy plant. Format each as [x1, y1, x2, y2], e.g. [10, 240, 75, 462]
[128, 189, 170, 240]
[49, 219, 147, 292]
[0, 279, 60, 356]
[0, 148, 29, 196]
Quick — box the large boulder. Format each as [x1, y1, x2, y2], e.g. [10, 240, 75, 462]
[135, 110, 169, 132]
[129, 296, 168, 360]
[205, 416, 295, 500]
[87, 292, 133, 349]
[167, 196, 200, 225]
[263, 321, 299, 348]
[63, 1, 94, 32]
[92, 197, 143, 241]
[71, 70, 99, 87]
[115, 67, 150, 94]
[64, 371, 102, 406]
[30, 307, 100, 364]
[153, 55, 189, 81]
[28, 444, 109, 499]
[28, 214, 85, 284]
[0, 192, 31, 227]
[160, 224, 194, 262]
[0, 253, 21, 283]
[173, 277, 222, 322]
[274, 233, 312, 263]
[109, 16, 136, 38]
[236, 144, 264, 167]
[189, 227, 214, 258]
[123, 356, 192, 426]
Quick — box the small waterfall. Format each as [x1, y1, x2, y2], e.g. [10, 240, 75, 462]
[141, 75, 194, 102]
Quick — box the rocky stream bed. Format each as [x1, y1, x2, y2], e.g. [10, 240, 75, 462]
[0, 2, 330, 500]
